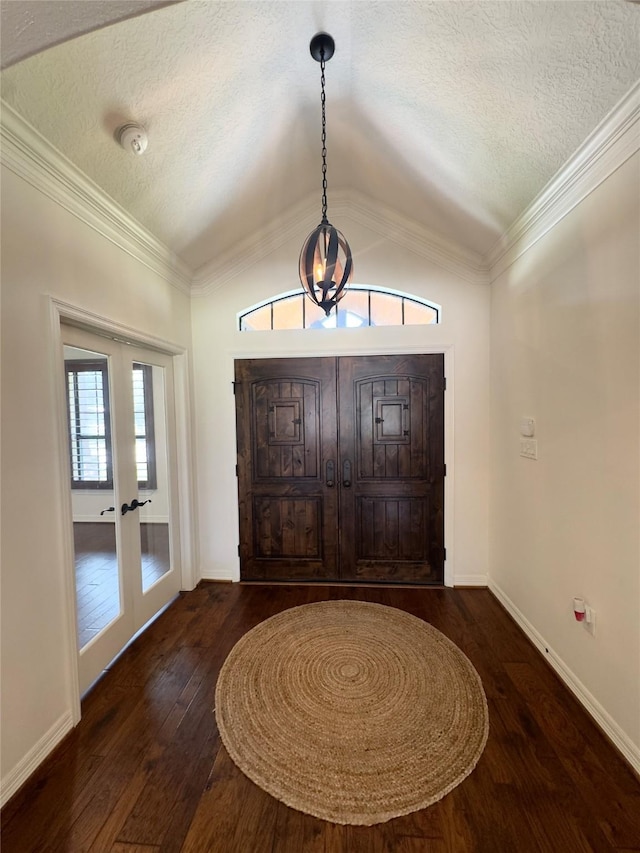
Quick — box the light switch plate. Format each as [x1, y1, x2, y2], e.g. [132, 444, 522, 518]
[520, 417, 535, 437]
[584, 608, 596, 636]
[520, 438, 538, 460]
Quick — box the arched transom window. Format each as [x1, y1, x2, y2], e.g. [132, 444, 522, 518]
[239, 286, 440, 331]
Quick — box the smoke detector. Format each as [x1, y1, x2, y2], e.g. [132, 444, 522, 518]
[117, 123, 148, 155]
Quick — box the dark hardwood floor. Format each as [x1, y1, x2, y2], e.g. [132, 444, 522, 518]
[74, 522, 170, 647]
[2, 584, 639, 852]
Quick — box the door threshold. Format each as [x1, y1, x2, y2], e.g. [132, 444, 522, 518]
[239, 580, 447, 589]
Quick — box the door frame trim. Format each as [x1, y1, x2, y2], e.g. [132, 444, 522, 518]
[229, 344, 454, 588]
[48, 297, 198, 720]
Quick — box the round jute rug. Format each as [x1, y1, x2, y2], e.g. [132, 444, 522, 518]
[214, 600, 489, 825]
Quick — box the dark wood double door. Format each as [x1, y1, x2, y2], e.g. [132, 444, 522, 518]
[235, 354, 445, 584]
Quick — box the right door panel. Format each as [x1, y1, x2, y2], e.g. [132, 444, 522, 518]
[338, 355, 445, 583]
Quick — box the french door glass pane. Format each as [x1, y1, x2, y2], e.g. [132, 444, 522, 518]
[133, 361, 172, 592]
[64, 345, 122, 649]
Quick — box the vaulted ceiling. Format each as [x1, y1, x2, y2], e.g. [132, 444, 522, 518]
[2, 1, 639, 274]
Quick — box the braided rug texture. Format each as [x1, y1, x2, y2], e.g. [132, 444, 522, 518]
[214, 600, 489, 825]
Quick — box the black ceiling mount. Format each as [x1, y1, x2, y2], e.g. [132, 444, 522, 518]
[309, 32, 335, 63]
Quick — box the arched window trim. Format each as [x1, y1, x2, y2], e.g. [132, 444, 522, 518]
[238, 285, 441, 331]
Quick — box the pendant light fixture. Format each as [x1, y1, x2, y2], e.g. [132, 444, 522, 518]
[299, 32, 353, 316]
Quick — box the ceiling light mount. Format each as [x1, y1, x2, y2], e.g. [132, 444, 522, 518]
[309, 32, 335, 63]
[299, 32, 353, 317]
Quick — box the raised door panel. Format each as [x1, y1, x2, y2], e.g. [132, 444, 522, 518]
[252, 379, 320, 480]
[254, 497, 322, 558]
[356, 376, 429, 481]
[338, 354, 444, 583]
[235, 358, 338, 580]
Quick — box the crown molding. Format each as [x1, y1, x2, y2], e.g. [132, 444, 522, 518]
[190, 196, 320, 297]
[338, 189, 489, 286]
[10, 74, 630, 298]
[487, 80, 640, 280]
[1, 99, 485, 300]
[191, 189, 489, 297]
[0, 100, 193, 294]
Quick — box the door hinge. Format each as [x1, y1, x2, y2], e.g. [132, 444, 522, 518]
[444, 548, 447, 561]
[237, 544, 240, 557]
[235, 464, 239, 477]
[443, 377, 447, 391]
[443, 463, 447, 476]
[232, 380, 238, 394]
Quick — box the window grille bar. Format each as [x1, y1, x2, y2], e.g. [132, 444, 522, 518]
[238, 289, 440, 331]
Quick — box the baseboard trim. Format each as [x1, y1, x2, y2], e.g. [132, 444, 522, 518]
[201, 570, 488, 588]
[200, 568, 237, 583]
[489, 579, 640, 776]
[454, 574, 488, 587]
[1, 711, 74, 808]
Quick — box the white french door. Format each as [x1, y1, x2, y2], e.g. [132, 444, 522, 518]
[61, 324, 181, 694]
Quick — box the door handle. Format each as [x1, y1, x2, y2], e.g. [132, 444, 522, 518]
[342, 460, 352, 488]
[121, 498, 152, 516]
[100, 506, 115, 516]
[326, 460, 335, 487]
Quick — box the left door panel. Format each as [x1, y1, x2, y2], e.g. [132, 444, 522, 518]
[62, 325, 180, 694]
[235, 357, 339, 580]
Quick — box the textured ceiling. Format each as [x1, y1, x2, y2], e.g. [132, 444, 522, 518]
[0, 0, 182, 70]
[2, 1, 639, 272]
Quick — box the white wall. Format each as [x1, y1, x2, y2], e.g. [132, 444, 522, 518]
[0, 165, 192, 799]
[191, 214, 491, 586]
[489, 152, 640, 765]
[3, 105, 637, 810]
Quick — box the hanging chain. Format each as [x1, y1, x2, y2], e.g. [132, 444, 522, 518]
[320, 53, 328, 223]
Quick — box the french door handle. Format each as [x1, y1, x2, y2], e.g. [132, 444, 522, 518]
[342, 460, 352, 488]
[326, 460, 335, 487]
[121, 498, 152, 515]
[100, 506, 115, 516]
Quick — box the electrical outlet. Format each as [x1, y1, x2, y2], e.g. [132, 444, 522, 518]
[520, 438, 538, 460]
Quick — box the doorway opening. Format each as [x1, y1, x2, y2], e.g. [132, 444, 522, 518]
[235, 354, 445, 584]
[61, 324, 181, 694]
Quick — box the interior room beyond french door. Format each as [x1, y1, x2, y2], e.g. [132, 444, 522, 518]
[235, 354, 445, 584]
[62, 325, 180, 694]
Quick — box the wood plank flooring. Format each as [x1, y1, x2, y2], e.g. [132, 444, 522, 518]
[74, 522, 170, 647]
[2, 583, 639, 852]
